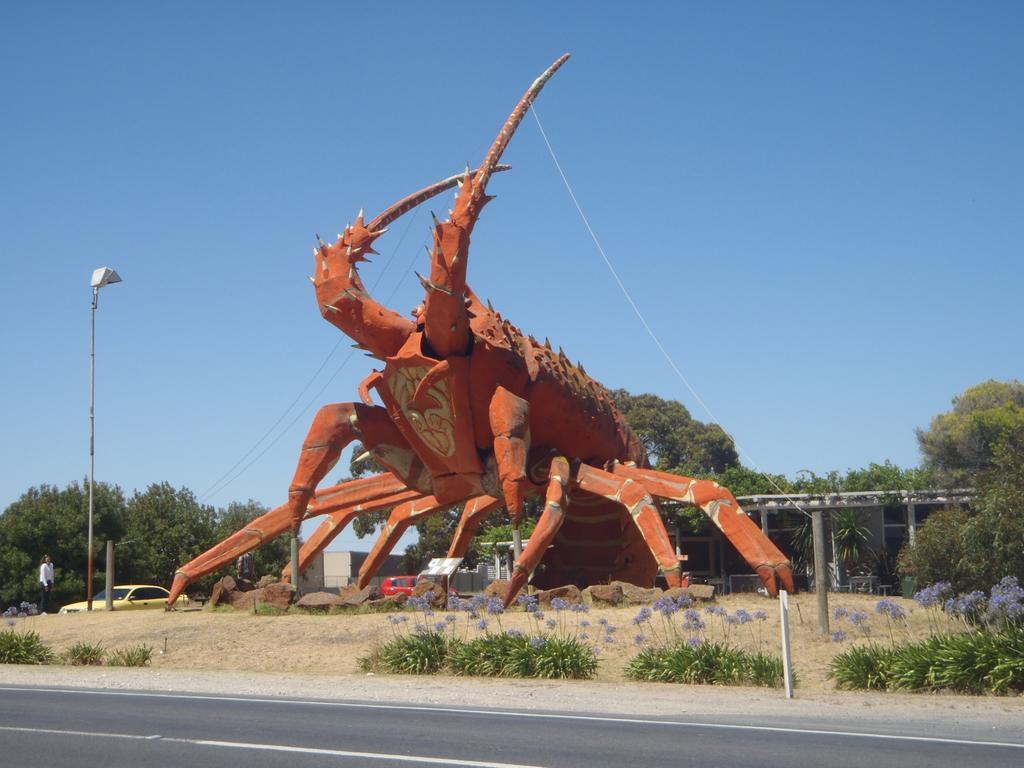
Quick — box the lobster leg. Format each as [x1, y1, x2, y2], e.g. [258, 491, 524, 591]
[504, 456, 571, 606]
[281, 487, 428, 583]
[612, 463, 795, 596]
[572, 463, 686, 587]
[286, 401, 432, 531]
[356, 496, 448, 588]
[167, 474, 414, 604]
[446, 496, 504, 558]
[488, 386, 531, 525]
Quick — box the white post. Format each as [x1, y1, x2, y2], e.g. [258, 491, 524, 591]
[779, 590, 795, 699]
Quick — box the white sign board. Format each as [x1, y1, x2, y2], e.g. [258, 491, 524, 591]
[420, 557, 463, 577]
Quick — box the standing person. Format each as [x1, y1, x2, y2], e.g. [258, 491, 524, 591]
[38, 555, 54, 615]
[237, 551, 255, 582]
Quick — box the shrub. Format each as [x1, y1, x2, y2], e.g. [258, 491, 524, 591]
[829, 626, 1024, 694]
[64, 641, 105, 666]
[377, 632, 451, 674]
[829, 644, 897, 690]
[531, 636, 598, 679]
[625, 641, 785, 687]
[107, 645, 153, 667]
[0, 628, 56, 664]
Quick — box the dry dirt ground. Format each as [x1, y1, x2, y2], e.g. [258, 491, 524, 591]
[4, 592, 1022, 725]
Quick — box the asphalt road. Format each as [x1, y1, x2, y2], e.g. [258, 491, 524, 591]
[1, 685, 1021, 768]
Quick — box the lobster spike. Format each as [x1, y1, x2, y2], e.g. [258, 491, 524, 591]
[307, 275, 316, 284]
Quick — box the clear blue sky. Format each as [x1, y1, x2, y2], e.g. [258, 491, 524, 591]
[2, 2, 1021, 551]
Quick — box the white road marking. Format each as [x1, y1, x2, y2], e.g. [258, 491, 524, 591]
[0, 725, 544, 767]
[1, 686, 1022, 751]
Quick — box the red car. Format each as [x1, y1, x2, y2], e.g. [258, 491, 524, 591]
[380, 575, 419, 596]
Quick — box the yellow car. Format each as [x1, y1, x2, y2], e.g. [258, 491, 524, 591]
[59, 585, 189, 613]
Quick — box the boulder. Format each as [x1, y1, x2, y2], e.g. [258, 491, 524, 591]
[296, 591, 344, 611]
[257, 575, 278, 589]
[613, 581, 663, 605]
[411, 579, 446, 607]
[365, 593, 408, 610]
[483, 579, 510, 601]
[338, 585, 379, 607]
[582, 583, 625, 606]
[209, 578, 230, 607]
[229, 582, 296, 611]
[534, 585, 583, 606]
[674, 584, 715, 601]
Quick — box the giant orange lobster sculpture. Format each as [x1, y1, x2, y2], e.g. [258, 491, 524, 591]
[168, 55, 793, 607]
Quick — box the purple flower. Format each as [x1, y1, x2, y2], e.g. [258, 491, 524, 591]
[486, 597, 505, 616]
[849, 610, 869, 626]
[682, 609, 705, 632]
[579, 632, 590, 641]
[530, 636, 546, 648]
[550, 597, 570, 611]
[831, 630, 848, 643]
[704, 605, 727, 617]
[580, 619, 591, 628]
[686, 636, 702, 648]
[653, 596, 679, 616]
[506, 628, 525, 638]
[913, 581, 952, 608]
[833, 606, 849, 620]
[632, 607, 652, 626]
[724, 614, 739, 625]
[604, 635, 615, 644]
[733, 609, 752, 625]
[753, 610, 768, 621]
[875, 598, 907, 621]
[570, 602, 589, 613]
[545, 618, 557, 629]
[445, 614, 458, 624]
[633, 634, 646, 646]
[476, 618, 489, 631]
[434, 621, 448, 632]
[598, 617, 609, 626]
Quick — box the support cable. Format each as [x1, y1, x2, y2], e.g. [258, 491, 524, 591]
[531, 106, 811, 518]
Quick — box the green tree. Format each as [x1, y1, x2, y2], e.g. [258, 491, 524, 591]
[917, 379, 1024, 485]
[0, 480, 126, 609]
[959, 436, 1024, 589]
[116, 483, 219, 588]
[896, 507, 972, 590]
[609, 389, 739, 475]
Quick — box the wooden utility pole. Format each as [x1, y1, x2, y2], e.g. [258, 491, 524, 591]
[812, 509, 830, 636]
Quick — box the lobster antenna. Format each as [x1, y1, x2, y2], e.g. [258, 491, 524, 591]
[472, 53, 571, 199]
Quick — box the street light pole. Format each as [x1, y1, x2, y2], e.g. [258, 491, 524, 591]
[88, 267, 122, 611]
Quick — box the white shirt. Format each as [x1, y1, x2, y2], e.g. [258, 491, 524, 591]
[39, 562, 54, 585]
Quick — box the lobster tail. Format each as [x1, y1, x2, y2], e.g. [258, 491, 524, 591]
[421, 54, 570, 357]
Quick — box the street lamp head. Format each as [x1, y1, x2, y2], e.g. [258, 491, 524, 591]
[91, 267, 123, 289]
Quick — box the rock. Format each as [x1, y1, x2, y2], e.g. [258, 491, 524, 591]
[257, 575, 278, 589]
[583, 583, 625, 606]
[483, 580, 510, 601]
[229, 582, 296, 611]
[228, 588, 262, 611]
[411, 579, 446, 606]
[534, 585, 583, 606]
[209, 579, 228, 607]
[681, 584, 716, 601]
[613, 581, 663, 605]
[234, 578, 256, 593]
[296, 591, 344, 611]
[338, 585, 376, 607]
[365, 593, 407, 610]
